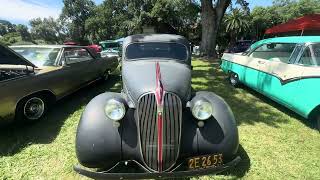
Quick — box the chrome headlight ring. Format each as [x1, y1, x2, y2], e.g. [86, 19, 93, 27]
[191, 99, 213, 121]
[104, 99, 126, 121]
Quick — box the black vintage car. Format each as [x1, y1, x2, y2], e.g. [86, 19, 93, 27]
[74, 34, 241, 179]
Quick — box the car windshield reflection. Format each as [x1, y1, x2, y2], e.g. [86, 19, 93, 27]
[126, 42, 187, 61]
[11, 47, 60, 67]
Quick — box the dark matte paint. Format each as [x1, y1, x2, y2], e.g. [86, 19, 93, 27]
[75, 34, 240, 178]
[122, 60, 191, 105]
[76, 91, 239, 169]
[73, 156, 241, 179]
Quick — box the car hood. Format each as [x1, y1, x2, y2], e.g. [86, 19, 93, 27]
[35, 66, 62, 74]
[4, 45, 36, 67]
[122, 60, 191, 105]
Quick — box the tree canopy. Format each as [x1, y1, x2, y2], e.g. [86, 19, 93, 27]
[1, 0, 320, 56]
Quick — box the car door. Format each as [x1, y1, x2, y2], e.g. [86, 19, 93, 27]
[86, 48, 105, 79]
[292, 44, 320, 116]
[60, 47, 97, 89]
[255, 43, 303, 108]
[244, 44, 271, 90]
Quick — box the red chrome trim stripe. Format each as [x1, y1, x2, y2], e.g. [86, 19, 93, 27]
[157, 112, 163, 172]
[155, 62, 164, 172]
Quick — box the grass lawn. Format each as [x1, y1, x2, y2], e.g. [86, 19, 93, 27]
[0, 58, 319, 179]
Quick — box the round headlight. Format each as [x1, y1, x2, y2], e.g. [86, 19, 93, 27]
[104, 99, 126, 121]
[192, 100, 213, 120]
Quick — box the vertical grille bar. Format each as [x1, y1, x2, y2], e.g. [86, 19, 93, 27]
[138, 92, 182, 172]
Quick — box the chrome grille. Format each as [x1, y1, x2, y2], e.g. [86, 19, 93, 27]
[138, 93, 158, 170]
[137, 92, 182, 172]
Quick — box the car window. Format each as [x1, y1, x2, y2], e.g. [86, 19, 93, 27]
[313, 44, 320, 65]
[289, 45, 303, 63]
[298, 44, 320, 66]
[100, 42, 119, 50]
[126, 42, 188, 61]
[299, 47, 314, 66]
[11, 47, 60, 67]
[242, 46, 251, 55]
[249, 43, 296, 63]
[63, 48, 93, 64]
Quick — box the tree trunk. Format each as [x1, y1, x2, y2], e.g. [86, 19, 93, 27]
[200, 0, 231, 58]
[200, 2, 216, 57]
[229, 31, 237, 47]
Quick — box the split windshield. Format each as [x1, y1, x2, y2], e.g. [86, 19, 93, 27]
[126, 42, 188, 61]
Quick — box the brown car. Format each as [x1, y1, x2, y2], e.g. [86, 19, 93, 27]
[0, 45, 118, 125]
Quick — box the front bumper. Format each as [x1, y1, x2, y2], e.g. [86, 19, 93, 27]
[74, 156, 241, 180]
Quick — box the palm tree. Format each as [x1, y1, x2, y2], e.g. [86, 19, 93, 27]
[224, 9, 250, 46]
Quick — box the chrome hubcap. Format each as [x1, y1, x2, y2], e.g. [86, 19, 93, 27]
[23, 97, 45, 120]
[230, 77, 236, 84]
[230, 74, 238, 85]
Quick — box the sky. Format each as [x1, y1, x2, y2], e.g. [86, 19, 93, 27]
[0, 0, 273, 25]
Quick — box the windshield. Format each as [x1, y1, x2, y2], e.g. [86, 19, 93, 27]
[299, 43, 320, 66]
[11, 47, 60, 67]
[126, 42, 188, 61]
[100, 42, 119, 51]
[249, 43, 297, 63]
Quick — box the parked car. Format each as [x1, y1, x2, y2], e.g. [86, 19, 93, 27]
[63, 41, 78, 45]
[225, 40, 254, 53]
[74, 34, 240, 179]
[0, 45, 118, 125]
[87, 44, 102, 54]
[192, 45, 200, 55]
[221, 36, 320, 130]
[99, 40, 121, 57]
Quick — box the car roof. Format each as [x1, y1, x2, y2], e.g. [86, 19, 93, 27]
[123, 34, 190, 48]
[9, 45, 87, 49]
[251, 36, 320, 49]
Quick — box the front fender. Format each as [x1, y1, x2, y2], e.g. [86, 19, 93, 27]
[185, 91, 239, 159]
[75, 92, 125, 168]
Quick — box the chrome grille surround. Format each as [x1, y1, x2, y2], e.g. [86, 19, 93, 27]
[137, 92, 182, 172]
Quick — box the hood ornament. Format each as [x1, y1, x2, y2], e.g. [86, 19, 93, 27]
[155, 61, 164, 107]
[155, 61, 164, 172]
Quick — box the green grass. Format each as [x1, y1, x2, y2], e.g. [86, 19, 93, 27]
[0, 59, 319, 179]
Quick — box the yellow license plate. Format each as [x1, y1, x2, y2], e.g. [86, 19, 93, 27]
[188, 154, 223, 169]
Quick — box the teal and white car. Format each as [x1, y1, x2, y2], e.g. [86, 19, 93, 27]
[99, 40, 121, 58]
[221, 36, 320, 130]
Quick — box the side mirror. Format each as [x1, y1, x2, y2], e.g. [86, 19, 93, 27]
[267, 43, 276, 49]
[118, 52, 122, 57]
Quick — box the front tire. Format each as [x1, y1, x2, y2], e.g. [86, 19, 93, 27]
[229, 72, 240, 87]
[16, 95, 48, 123]
[316, 115, 320, 132]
